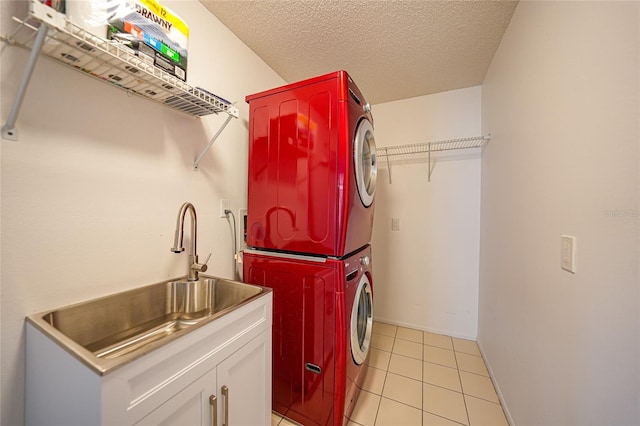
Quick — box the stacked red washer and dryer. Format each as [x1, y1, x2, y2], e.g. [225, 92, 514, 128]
[242, 70, 377, 426]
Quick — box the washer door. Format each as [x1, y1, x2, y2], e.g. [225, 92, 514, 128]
[354, 119, 377, 207]
[351, 274, 373, 365]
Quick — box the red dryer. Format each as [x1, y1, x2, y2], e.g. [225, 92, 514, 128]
[244, 71, 377, 426]
[243, 245, 374, 426]
[246, 70, 377, 257]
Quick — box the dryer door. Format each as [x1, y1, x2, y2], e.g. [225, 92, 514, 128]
[354, 119, 377, 207]
[350, 274, 373, 365]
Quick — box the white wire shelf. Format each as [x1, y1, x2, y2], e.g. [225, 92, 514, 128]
[1, 0, 239, 143]
[377, 135, 490, 183]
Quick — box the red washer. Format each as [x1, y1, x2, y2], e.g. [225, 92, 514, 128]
[246, 71, 377, 257]
[243, 245, 374, 426]
[343, 246, 374, 424]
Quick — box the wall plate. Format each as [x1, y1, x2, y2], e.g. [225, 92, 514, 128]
[561, 235, 577, 274]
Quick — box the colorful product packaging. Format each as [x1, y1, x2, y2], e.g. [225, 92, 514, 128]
[107, 0, 189, 81]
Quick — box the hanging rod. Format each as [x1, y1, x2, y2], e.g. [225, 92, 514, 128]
[377, 135, 490, 183]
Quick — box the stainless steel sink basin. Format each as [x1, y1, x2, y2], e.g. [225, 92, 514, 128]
[26, 276, 268, 374]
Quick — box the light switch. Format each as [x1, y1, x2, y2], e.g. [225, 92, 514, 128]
[391, 218, 400, 231]
[561, 235, 576, 274]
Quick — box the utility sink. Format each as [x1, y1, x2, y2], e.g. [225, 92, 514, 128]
[26, 276, 268, 374]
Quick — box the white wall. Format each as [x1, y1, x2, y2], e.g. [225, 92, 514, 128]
[371, 86, 481, 339]
[0, 1, 284, 424]
[480, 2, 639, 425]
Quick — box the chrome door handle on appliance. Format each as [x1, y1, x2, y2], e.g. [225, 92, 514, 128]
[209, 395, 217, 426]
[221, 385, 229, 426]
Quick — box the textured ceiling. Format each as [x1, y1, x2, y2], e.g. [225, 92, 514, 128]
[199, 0, 518, 104]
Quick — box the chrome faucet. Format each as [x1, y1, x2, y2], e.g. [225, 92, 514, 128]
[171, 202, 211, 281]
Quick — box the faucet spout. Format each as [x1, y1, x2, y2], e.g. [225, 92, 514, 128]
[171, 202, 197, 255]
[171, 202, 209, 281]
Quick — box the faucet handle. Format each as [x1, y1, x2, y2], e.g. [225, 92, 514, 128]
[191, 253, 212, 274]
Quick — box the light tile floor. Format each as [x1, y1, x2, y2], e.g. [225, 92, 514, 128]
[272, 322, 509, 426]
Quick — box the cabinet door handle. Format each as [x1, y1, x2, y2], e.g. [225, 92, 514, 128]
[209, 395, 217, 426]
[221, 385, 229, 426]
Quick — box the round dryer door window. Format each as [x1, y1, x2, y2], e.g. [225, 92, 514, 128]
[354, 119, 377, 207]
[351, 274, 373, 365]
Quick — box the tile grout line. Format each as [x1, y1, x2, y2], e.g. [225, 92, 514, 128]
[454, 348, 472, 426]
[421, 333, 425, 418]
[373, 334, 392, 426]
[380, 333, 426, 421]
[359, 326, 395, 426]
[423, 334, 473, 425]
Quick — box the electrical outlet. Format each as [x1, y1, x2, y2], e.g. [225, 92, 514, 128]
[220, 199, 231, 218]
[391, 218, 400, 231]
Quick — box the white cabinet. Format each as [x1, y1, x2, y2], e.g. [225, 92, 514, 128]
[136, 368, 217, 426]
[135, 331, 271, 426]
[216, 330, 271, 426]
[25, 291, 272, 426]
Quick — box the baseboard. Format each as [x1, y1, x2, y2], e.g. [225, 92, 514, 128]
[476, 340, 515, 426]
[372, 316, 477, 341]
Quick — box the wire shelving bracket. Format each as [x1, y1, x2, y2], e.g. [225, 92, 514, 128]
[1, 0, 238, 167]
[377, 135, 490, 183]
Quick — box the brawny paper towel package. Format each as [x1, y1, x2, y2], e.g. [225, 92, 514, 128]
[107, 0, 189, 81]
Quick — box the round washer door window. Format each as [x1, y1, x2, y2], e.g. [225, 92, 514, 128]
[354, 119, 377, 207]
[351, 274, 373, 365]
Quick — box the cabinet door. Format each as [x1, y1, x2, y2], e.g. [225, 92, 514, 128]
[216, 330, 272, 426]
[135, 368, 217, 426]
